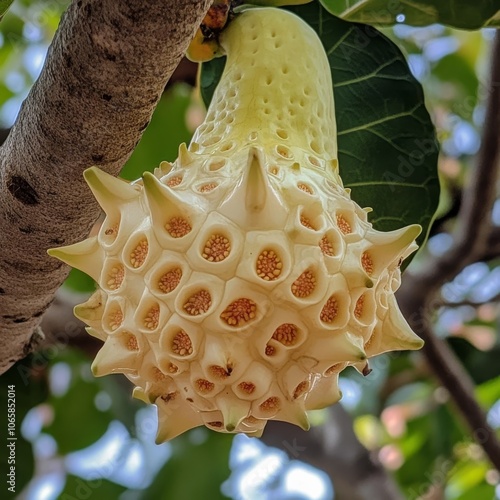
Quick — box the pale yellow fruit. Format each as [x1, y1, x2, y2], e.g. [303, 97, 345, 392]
[49, 8, 423, 442]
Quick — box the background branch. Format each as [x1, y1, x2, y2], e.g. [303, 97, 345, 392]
[398, 31, 500, 470]
[0, 0, 211, 374]
[482, 227, 500, 262]
[413, 31, 500, 295]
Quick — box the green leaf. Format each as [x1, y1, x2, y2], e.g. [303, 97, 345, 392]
[0, 0, 14, 22]
[201, 3, 440, 254]
[140, 430, 233, 500]
[395, 415, 444, 492]
[319, 0, 500, 29]
[451, 482, 495, 500]
[200, 56, 227, 110]
[385, 381, 433, 407]
[396, 405, 465, 493]
[432, 52, 479, 121]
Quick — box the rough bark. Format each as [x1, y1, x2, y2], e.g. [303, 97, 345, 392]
[0, 0, 211, 374]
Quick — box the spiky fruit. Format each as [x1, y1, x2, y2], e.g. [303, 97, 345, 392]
[49, 7, 423, 442]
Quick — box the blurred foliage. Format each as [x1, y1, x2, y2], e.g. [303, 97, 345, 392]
[43, 350, 119, 454]
[0, 0, 69, 127]
[141, 431, 233, 500]
[60, 475, 127, 500]
[350, 363, 500, 498]
[1, 1, 500, 500]
[0, 1, 14, 21]
[321, 0, 500, 29]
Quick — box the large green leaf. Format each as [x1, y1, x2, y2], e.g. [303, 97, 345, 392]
[201, 3, 440, 253]
[319, 0, 500, 29]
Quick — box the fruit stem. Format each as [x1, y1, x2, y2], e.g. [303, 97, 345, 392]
[191, 8, 340, 181]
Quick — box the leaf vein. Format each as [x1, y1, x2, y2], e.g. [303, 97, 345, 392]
[337, 103, 422, 136]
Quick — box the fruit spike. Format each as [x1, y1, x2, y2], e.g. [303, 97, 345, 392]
[47, 237, 104, 282]
[84, 166, 140, 212]
[74, 290, 105, 329]
[219, 147, 287, 230]
[177, 143, 194, 167]
[49, 7, 423, 441]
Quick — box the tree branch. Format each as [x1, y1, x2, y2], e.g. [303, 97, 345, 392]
[412, 32, 500, 295]
[0, 0, 212, 374]
[482, 226, 500, 262]
[262, 405, 404, 500]
[398, 31, 500, 471]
